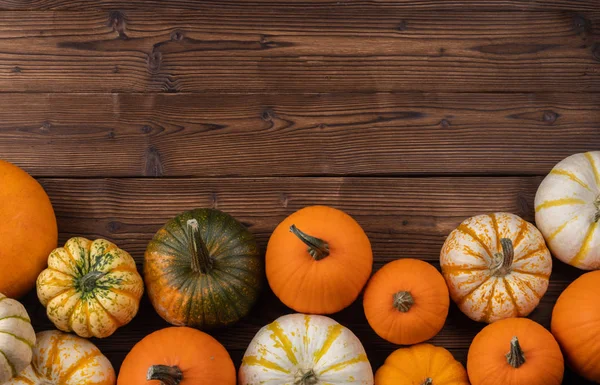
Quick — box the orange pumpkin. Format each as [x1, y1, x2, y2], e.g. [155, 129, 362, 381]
[118, 326, 236, 385]
[467, 317, 564, 385]
[551, 270, 600, 382]
[266, 205, 372, 314]
[375, 344, 469, 385]
[0, 160, 57, 298]
[363, 259, 449, 345]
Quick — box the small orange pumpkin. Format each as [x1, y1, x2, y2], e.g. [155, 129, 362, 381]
[375, 344, 469, 385]
[551, 270, 600, 382]
[118, 326, 236, 385]
[363, 259, 449, 345]
[467, 317, 564, 385]
[266, 205, 372, 314]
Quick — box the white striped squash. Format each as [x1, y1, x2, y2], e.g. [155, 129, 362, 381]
[239, 314, 373, 385]
[6, 330, 115, 385]
[0, 293, 35, 383]
[535, 151, 600, 270]
[440, 213, 552, 323]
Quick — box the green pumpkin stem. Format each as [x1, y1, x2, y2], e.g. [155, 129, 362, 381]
[187, 219, 213, 273]
[78, 271, 106, 292]
[421, 379, 433, 385]
[492, 238, 514, 276]
[506, 336, 526, 368]
[295, 369, 319, 385]
[393, 291, 414, 312]
[289, 225, 330, 261]
[147, 365, 183, 385]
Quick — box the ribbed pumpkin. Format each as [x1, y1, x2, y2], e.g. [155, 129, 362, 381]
[551, 270, 600, 382]
[440, 213, 552, 323]
[36, 237, 144, 338]
[363, 259, 449, 345]
[375, 344, 469, 385]
[118, 327, 236, 385]
[145, 208, 263, 329]
[535, 151, 600, 270]
[0, 293, 36, 383]
[266, 206, 372, 314]
[6, 330, 115, 385]
[467, 317, 564, 385]
[239, 314, 374, 385]
[0, 160, 57, 298]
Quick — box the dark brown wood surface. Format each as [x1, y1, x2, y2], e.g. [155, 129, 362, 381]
[1, 1, 599, 384]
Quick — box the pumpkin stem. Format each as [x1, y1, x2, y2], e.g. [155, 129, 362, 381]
[187, 219, 213, 274]
[506, 336, 526, 368]
[78, 271, 107, 293]
[295, 369, 319, 385]
[289, 225, 330, 261]
[594, 195, 600, 222]
[392, 291, 414, 312]
[492, 238, 514, 276]
[147, 365, 183, 385]
[421, 378, 433, 385]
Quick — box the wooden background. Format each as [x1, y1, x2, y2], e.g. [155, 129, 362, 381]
[1, 0, 598, 383]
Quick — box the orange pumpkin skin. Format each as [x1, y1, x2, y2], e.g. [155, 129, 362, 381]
[266, 205, 372, 314]
[363, 259, 449, 345]
[118, 326, 236, 385]
[468, 318, 564, 385]
[551, 270, 600, 382]
[0, 160, 57, 298]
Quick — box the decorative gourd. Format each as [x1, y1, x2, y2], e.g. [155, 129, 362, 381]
[36, 237, 144, 338]
[363, 259, 449, 345]
[467, 317, 564, 385]
[6, 330, 115, 385]
[440, 212, 552, 323]
[551, 270, 600, 382]
[535, 151, 600, 270]
[0, 293, 36, 383]
[239, 313, 374, 385]
[375, 344, 469, 385]
[144, 208, 262, 329]
[118, 326, 235, 385]
[0, 160, 57, 298]
[266, 206, 372, 314]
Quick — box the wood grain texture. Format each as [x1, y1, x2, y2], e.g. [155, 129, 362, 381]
[0, 9, 598, 92]
[1, 92, 599, 177]
[18, 176, 590, 383]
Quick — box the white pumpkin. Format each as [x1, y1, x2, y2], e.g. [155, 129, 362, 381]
[239, 314, 373, 385]
[0, 293, 35, 383]
[535, 151, 600, 270]
[6, 330, 115, 385]
[440, 213, 552, 323]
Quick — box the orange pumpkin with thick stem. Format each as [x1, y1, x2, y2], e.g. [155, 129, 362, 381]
[551, 270, 600, 382]
[467, 317, 564, 385]
[363, 259, 449, 345]
[0, 160, 57, 298]
[266, 205, 372, 314]
[117, 326, 236, 385]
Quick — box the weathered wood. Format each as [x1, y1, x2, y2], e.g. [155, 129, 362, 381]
[1, 92, 598, 177]
[0, 10, 597, 92]
[21, 176, 589, 383]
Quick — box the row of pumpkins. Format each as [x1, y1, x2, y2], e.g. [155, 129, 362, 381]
[0, 151, 598, 385]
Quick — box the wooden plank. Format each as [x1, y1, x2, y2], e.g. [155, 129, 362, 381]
[0, 10, 598, 92]
[22, 176, 590, 383]
[1, 92, 599, 177]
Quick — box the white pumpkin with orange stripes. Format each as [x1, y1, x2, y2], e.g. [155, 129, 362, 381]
[535, 151, 600, 270]
[239, 314, 373, 385]
[440, 213, 552, 323]
[6, 330, 115, 385]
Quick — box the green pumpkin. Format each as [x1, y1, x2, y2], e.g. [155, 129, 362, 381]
[144, 208, 263, 329]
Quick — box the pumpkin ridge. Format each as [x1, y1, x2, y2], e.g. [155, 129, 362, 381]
[47, 267, 75, 279]
[242, 355, 290, 374]
[58, 350, 102, 383]
[457, 224, 494, 259]
[215, 268, 260, 296]
[92, 296, 122, 327]
[512, 220, 529, 251]
[513, 246, 545, 263]
[266, 321, 299, 366]
[66, 297, 81, 332]
[0, 315, 30, 324]
[510, 269, 550, 279]
[547, 215, 580, 242]
[535, 198, 586, 212]
[0, 348, 17, 377]
[457, 279, 489, 306]
[585, 152, 600, 185]
[313, 324, 344, 365]
[570, 221, 598, 266]
[162, 224, 191, 258]
[489, 213, 501, 254]
[104, 287, 140, 302]
[502, 277, 520, 315]
[210, 226, 250, 258]
[481, 279, 498, 323]
[516, 276, 540, 299]
[0, 330, 34, 349]
[320, 354, 368, 374]
[550, 169, 593, 191]
[209, 270, 249, 319]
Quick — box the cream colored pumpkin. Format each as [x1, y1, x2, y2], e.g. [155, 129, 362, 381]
[36, 237, 144, 338]
[0, 293, 35, 383]
[6, 330, 115, 385]
[239, 314, 373, 385]
[535, 151, 600, 270]
[440, 213, 552, 323]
